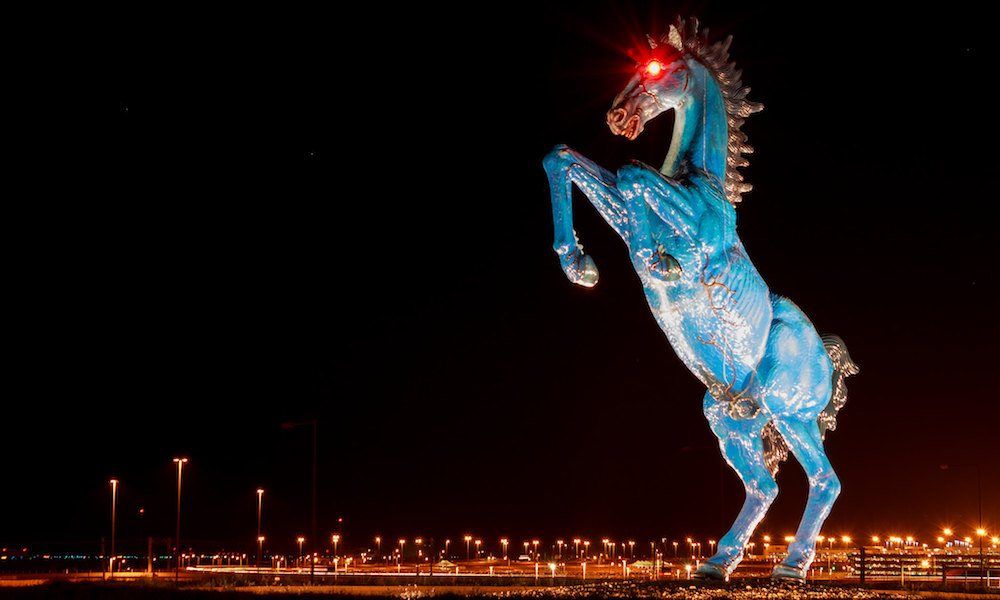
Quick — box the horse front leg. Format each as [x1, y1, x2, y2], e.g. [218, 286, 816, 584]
[616, 162, 685, 282]
[543, 144, 629, 287]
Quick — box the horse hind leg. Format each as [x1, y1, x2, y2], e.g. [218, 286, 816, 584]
[694, 394, 777, 579]
[770, 418, 841, 581]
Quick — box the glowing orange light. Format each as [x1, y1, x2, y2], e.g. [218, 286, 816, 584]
[646, 60, 662, 76]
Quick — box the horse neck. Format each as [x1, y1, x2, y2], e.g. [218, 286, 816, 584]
[660, 62, 728, 184]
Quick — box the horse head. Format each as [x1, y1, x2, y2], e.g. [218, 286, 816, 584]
[606, 32, 689, 141]
[606, 18, 762, 204]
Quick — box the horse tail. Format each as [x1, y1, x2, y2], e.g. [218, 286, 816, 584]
[817, 334, 859, 439]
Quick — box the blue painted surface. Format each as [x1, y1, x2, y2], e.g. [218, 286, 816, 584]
[543, 19, 858, 581]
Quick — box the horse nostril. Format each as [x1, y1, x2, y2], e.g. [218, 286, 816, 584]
[607, 108, 627, 127]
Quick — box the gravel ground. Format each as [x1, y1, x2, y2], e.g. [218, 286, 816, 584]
[460, 580, 916, 600]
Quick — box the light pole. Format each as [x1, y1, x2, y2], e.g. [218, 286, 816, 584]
[976, 528, 987, 585]
[258, 536, 265, 570]
[109, 479, 118, 578]
[376, 536, 382, 560]
[501, 539, 508, 562]
[297, 537, 305, 569]
[173, 458, 187, 581]
[464, 535, 472, 560]
[282, 420, 318, 585]
[256, 489, 264, 570]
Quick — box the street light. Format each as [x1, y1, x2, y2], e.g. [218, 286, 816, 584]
[501, 539, 508, 561]
[258, 536, 265, 570]
[109, 479, 118, 578]
[256, 489, 264, 570]
[464, 535, 472, 560]
[977, 528, 987, 581]
[297, 537, 305, 569]
[172, 458, 187, 581]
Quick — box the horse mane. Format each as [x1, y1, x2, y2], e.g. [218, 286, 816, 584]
[661, 17, 762, 206]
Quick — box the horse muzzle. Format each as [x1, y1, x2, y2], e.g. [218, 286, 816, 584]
[607, 107, 642, 140]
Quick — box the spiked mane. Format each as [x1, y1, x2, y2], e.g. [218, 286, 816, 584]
[661, 17, 762, 206]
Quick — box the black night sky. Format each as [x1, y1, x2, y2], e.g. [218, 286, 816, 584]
[5, 1, 997, 559]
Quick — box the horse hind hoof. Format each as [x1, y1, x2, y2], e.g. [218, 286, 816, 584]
[693, 562, 727, 580]
[770, 564, 806, 583]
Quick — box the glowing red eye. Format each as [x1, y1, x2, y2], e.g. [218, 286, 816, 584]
[646, 60, 662, 76]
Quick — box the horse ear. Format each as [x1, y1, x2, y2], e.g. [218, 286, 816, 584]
[667, 24, 683, 50]
[646, 33, 658, 49]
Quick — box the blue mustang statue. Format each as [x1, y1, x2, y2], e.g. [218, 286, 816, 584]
[543, 18, 858, 582]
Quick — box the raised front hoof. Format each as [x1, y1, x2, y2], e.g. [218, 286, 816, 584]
[770, 563, 806, 583]
[563, 253, 599, 288]
[692, 562, 727, 580]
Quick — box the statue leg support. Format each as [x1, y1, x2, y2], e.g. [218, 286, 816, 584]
[543, 145, 628, 287]
[696, 394, 776, 579]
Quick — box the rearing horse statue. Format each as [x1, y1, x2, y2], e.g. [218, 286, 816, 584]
[543, 18, 858, 581]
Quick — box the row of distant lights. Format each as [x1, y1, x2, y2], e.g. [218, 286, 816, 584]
[767, 528, 999, 548]
[361, 529, 999, 556]
[35, 468, 999, 561]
